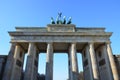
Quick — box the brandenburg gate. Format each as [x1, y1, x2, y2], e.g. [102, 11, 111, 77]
[2, 20, 119, 80]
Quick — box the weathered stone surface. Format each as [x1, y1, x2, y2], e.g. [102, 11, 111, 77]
[114, 55, 120, 79]
[88, 42, 99, 80]
[9, 24, 112, 44]
[96, 45, 113, 80]
[0, 24, 118, 80]
[47, 24, 75, 32]
[24, 43, 38, 80]
[106, 42, 119, 80]
[45, 43, 53, 80]
[10, 36, 110, 43]
[11, 45, 24, 80]
[69, 43, 79, 80]
[2, 44, 15, 80]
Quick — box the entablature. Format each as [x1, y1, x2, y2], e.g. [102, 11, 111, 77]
[8, 24, 112, 43]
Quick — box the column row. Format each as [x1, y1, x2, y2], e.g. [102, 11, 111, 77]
[82, 42, 119, 80]
[2, 42, 79, 80]
[2, 42, 119, 80]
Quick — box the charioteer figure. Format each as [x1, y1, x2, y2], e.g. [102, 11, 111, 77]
[50, 12, 72, 24]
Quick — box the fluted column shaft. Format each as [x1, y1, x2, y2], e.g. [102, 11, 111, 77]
[11, 44, 24, 80]
[85, 45, 93, 80]
[45, 42, 53, 80]
[106, 42, 119, 80]
[88, 42, 99, 80]
[68, 51, 72, 80]
[2, 43, 16, 80]
[102, 45, 113, 80]
[24, 43, 38, 80]
[70, 43, 78, 80]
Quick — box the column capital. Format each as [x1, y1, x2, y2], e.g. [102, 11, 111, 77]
[88, 42, 94, 44]
[105, 41, 111, 44]
[88, 42, 95, 49]
[14, 43, 26, 52]
[10, 42, 17, 45]
[71, 42, 77, 44]
[29, 42, 35, 45]
[47, 42, 53, 44]
[29, 42, 37, 47]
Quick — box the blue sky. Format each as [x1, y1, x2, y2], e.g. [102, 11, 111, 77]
[0, 0, 120, 80]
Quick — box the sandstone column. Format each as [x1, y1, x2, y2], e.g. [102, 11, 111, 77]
[10, 44, 25, 80]
[106, 42, 119, 80]
[68, 52, 72, 80]
[2, 43, 16, 80]
[85, 45, 93, 80]
[70, 43, 78, 80]
[24, 43, 38, 80]
[88, 42, 99, 80]
[101, 45, 113, 80]
[45, 42, 53, 80]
